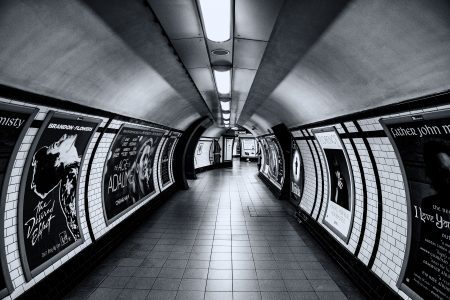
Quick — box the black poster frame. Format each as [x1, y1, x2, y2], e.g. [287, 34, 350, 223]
[290, 139, 304, 206]
[380, 110, 450, 300]
[0, 103, 38, 297]
[264, 136, 285, 189]
[313, 126, 355, 244]
[18, 111, 101, 281]
[102, 123, 166, 226]
[158, 131, 178, 190]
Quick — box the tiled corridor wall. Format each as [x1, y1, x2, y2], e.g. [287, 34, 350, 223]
[289, 103, 450, 300]
[0, 97, 180, 299]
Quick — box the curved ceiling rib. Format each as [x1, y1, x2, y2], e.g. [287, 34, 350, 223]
[238, 0, 450, 134]
[0, 0, 211, 130]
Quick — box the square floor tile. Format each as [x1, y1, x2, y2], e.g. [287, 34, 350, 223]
[117, 289, 149, 300]
[146, 290, 177, 300]
[258, 280, 286, 292]
[125, 277, 156, 290]
[208, 269, 232, 280]
[88, 288, 122, 300]
[183, 268, 209, 279]
[159, 268, 185, 279]
[233, 280, 259, 292]
[100, 276, 130, 289]
[179, 278, 207, 291]
[204, 292, 232, 300]
[233, 269, 257, 280]
[206, 280, 233, 292]
[233, 291, 261, 300]
[310, 280, 341, 292]
[152, 278, 181, 290]
[284, 279, 314, 292]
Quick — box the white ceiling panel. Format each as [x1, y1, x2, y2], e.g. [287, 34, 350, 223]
[235, 0, 285, 41]
[147, 0, 203, 39]
[234, 39, 267, 70]
[172, 38, 210, 68]
[189, 68, 215, 91]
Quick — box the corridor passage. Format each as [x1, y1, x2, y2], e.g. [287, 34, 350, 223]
[66, 160, 365, 300]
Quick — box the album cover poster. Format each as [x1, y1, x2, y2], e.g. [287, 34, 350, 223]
[241, 138, 256, 157]
[0, 103, 37, 294]
[291, 139, 305, 204]
[103, 124, 164, 223]
[265, 136, 284, 187]
[160, 136, 176, 186]
[18, 111, 101, 280]
[381, 111, 450, 300]
[314, 127, 354, 242]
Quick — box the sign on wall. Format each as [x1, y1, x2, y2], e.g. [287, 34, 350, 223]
[291, 140, 304, 204]
[314, 127, 354, 243]
[194, 140, 213, 169]
[265, 136, 284, 188]
[18, 111, 101, 280]
[160, 136, 176, 187]
[103, 124, 164, 223]
[224, 138, 233, 161]
[241, 138, 257, 157]
[0, 103, 37, 295]
[381, 111, 450, 300]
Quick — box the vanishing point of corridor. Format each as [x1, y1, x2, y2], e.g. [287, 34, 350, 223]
[65, 160, 365, 300]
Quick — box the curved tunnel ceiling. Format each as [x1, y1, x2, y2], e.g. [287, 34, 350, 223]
[239, 0, 450, 134]
[0, 0, 448, 135]
[0, 0, 212, 130]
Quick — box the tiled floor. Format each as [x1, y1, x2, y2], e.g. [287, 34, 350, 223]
[65, 160, 366, 300]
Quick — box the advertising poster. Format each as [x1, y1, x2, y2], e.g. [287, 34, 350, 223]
[265, 136, 284, 188]
[381, 111, 450, 300]
[194, 140, 213, 169]
[213, 140, 221, 164]
[0, 103, 37, 294]
[160, 136, 176, 186]
[314, 127, 354, 242]
[224, 138, 233, 161]
[19, 111, 101, 279]
[103, 124, 164, 223]
[259, 138, 270, 174]
[291, 140, 304, 204]
[241, 138, 257, 157]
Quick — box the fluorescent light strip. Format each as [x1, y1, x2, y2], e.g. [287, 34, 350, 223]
[220, 100, 230, 111]
[213, 70, 231, 95]
[198, 0, 231, 42]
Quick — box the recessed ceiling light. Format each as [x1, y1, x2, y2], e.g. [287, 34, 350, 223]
[213, 69, 231, 95]
[211, 49, 229, 56]
[198, 0, 231, 42]
[222, 112, 230, 119]
[220, 100, 230, 111]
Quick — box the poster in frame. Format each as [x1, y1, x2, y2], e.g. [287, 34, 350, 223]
[381, 110, 450, 300]
[291, 139, 305, 205]
[18, 111, 101, 281]
[265, 136, 285, 188]
[313, 127, 355, 243]
[102, 124, 164, 224]
[159, 134, 176, 188]
[240, 138, 257, 158]
[0, 103, 38, 295]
